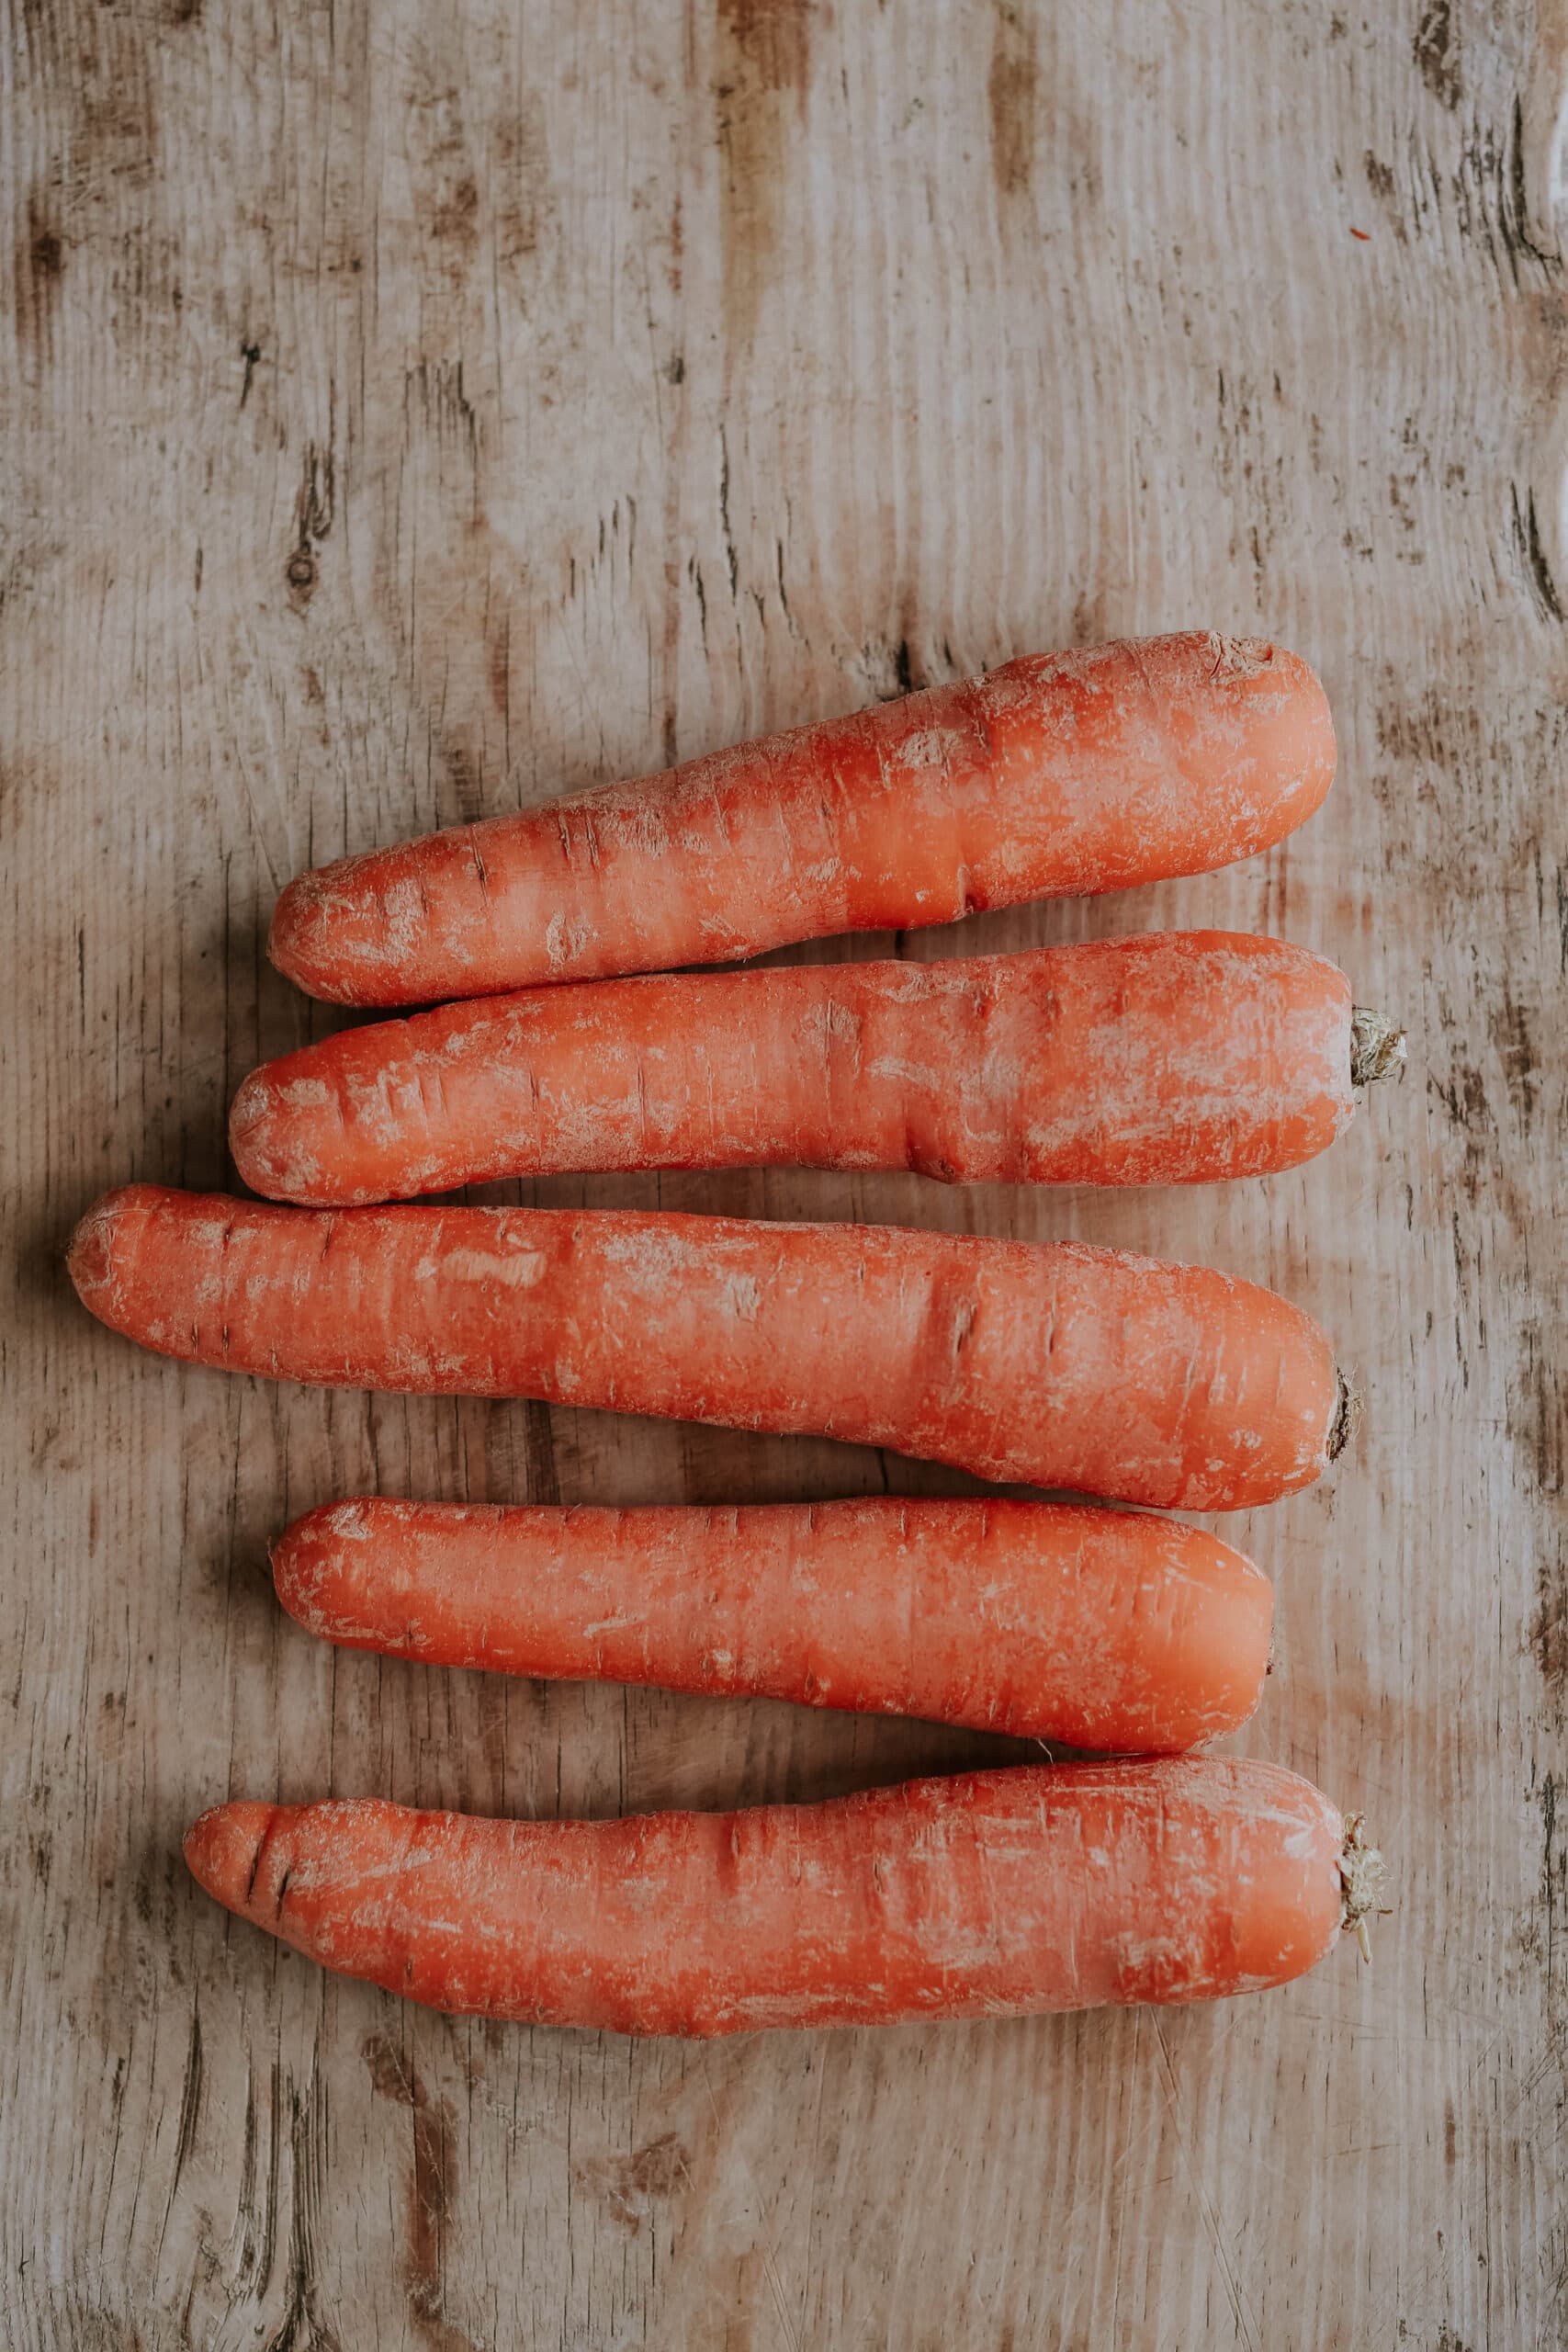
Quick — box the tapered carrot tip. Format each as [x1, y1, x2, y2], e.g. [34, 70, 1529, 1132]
[66, 1184, 155, 1329]
[270, 1502, 375, 1634]
[184, 1800, 278, 1917]
[267, 868, 335, 993]
[65, 1193, 119, 1301]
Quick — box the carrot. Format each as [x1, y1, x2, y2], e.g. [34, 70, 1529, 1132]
[182, 1758, 1384, 2035]
[266, 632, 1336, 1006]
[272, 1496, 1274, 1752]
[231, 932, 1404, 1207]
[68, 1186, 1348, 1510]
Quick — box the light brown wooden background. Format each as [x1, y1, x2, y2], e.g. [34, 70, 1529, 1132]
[4, 1, 1565, 2344]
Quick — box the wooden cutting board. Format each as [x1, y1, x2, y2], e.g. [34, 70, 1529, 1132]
[4, 2, 1562, 2344]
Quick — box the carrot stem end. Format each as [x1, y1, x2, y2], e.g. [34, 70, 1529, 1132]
[1350, 1006, 1407, 1088]
[1338, 1811, 1389, 1962]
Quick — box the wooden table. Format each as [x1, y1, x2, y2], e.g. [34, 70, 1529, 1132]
[5, 3, 1563, 2343]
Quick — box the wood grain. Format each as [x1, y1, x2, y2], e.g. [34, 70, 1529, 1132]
[2, 0, 1564, 2343]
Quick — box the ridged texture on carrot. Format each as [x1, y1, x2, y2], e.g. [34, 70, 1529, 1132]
[266, 633, 1336, 1005]
[183, 1759, 1349, 2035]
[272, 1497, 1274, 1751]
[69, 1186, 1341, 1509]
[231, 932, 1354, 1205]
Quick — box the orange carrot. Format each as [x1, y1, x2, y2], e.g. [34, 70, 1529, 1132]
[273, 1497, 1274, 1752]
[266, 632, 1336, 1006]
[231, 932, 1403, 1207]
[183, 1759, 1383, 2034]
[68, 1186, 1348, 1510]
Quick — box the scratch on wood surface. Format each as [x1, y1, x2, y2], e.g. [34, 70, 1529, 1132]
[1151, 2018, 1261, 2352]
[1510, 481, 1567, 619]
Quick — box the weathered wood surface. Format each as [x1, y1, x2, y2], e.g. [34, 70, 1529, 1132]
[3, 0, 1564, 2343]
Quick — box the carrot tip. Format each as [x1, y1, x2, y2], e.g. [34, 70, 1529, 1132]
[66, 1185, 149, 1312]
[1350, 1007, 1407, 1088]
[1337, 1812, 1388, 1962]
[184, 1800, 274, 1913]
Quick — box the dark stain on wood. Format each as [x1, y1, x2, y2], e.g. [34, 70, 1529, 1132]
[1537, 1774, 1564, 2036]
[17, 191, 63, 356]
[713, 0, 813, 351]
[409, 2094, 460, 2341]
[494, 91, 551, 277]
[1510, 483, 1564, 622]
[987, 2, 1041, 201]
[1487, 985, 1540, 1134]
[1450, 100, 1559, 287]
[409, 72, 481, 289]
[405, 358, 479, 458]
[523, 1396, 560, 1504]
[288, 444, 335, 611]
[717, 0, 813, 100]
[1363, 150, 1408, 242]
[434, 175, 479, 253]
[487, 612, 510, 723]
[1501, 97, 1560, 281]
[1413, 0, 1461, 108]
[363, 2034, 471, 2347]
[1515, 1319, 1564, 1498]
[573, 2131, 691, 2233]
[1532, 1538, 1568, 1703]
[297, 445, 335, 547]
[363, 2031, 416, 2106]
[1374, 678, 1476, 770]
[1429, 1054, 1492, 1205]
[443, 743, 486, 826]
[28, 214, 62, 281]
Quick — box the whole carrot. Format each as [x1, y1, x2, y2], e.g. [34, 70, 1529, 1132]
[231, 932, 1404, 1207]
[69, 1186, 1348, 1510]
[267, 632, 1336, 1006]
[183, 1759, 1385, 2035]
[273, 1497, 1274, 1752]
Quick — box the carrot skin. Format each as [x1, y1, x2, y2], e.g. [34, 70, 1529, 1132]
[231, 932, 1355, 1206]
[69, 1186, 1343, 1510]
[266, 633, 1336, 1006]
[183, 1759, 1350, 2035]
[272, 1497, 1274, 1752]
